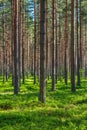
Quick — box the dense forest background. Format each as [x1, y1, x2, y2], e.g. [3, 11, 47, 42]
[0, 0, 87, 129]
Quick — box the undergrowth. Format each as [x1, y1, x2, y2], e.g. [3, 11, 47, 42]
[0, 77, 87, 130]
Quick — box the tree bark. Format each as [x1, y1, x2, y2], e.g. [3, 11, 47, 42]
[76, 0, 80, 86]
[39, 0, 46, 103]
[34, 0, 37, 84]
[13, 0, 21, 94]
[52, 0, 56, 91]
[71, 0, 76, 92]
[64, 0, 68, 85]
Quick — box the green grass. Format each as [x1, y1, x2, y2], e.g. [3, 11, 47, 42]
[0, 77, 87, 130]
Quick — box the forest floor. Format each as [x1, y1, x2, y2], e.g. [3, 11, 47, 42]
[0, 76, 87, 130]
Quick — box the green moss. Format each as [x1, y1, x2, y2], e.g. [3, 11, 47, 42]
[0, 76, 87, 129]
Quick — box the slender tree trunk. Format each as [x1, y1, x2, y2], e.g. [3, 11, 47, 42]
[12, 0, 15, 86]
[55, 17, 58, 84]
[85, 21, 87, 78]
[34, 0, 37, 84]
[5, 47, 8, 81]
[21, 1, 25, 84]
[37, 3, 40, 81]
[64, 0, 68, 85]
[22, 19, 25, 84]
[14, 0, 21, 94]
[71, 0, 76, 92]
[58, 12, 61, 81]
[76, 0, 80, 86]
[2, 5, 5, 83]
[79, 0, 82, 69]
[52, 0, 56, 91]
[46, 0, 48, 83]
[39, 0, 46, 103]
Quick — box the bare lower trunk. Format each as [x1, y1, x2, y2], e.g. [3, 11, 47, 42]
[71, 0, 76, 92]
[39, 0, 46, 103]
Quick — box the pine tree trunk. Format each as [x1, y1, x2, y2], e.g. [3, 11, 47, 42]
[39, 0, 46, 103]
[52, 0, 56, 91]
[64, 0, 68, 85]
[34, 0, 37, 84]
[46, 0, 48, 83]
[2, 3, 6, 83]
[76, 0, 80, 86]
[13, 0, 21, 94]
[71, 0, 76, 92]
[80, 0, 82, 69]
